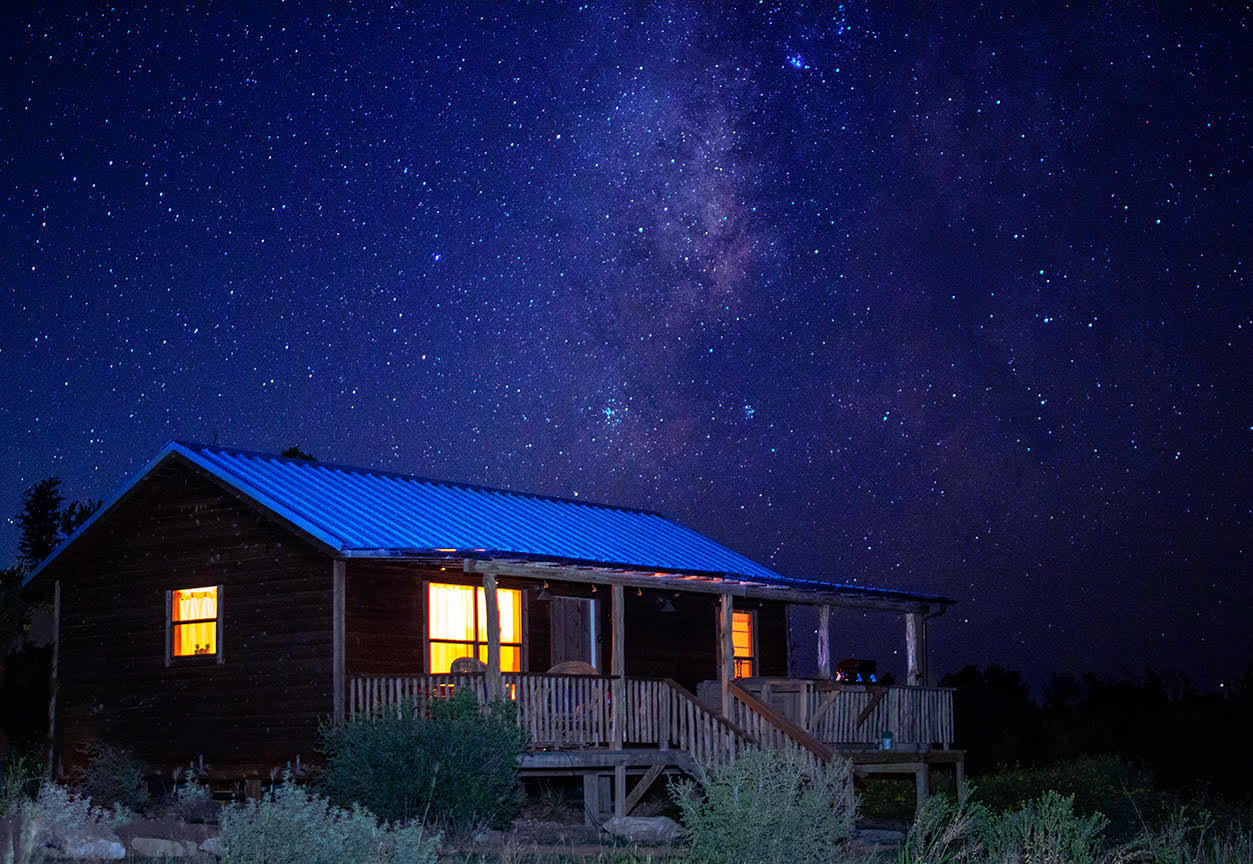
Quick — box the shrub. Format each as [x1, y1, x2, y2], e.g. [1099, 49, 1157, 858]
[70, 741, 149, 813]
[319, 687, 525, 832]
[897, 787, 991, 864]
[1115, 807, 1253, 864]
[218, 777, 439, 864]
[669, 748, 855, 864]
[3, 781, 128, 864]
[973, 755, 1166, 842]
[984, 790, 1107, 864]
[0, 753, 41, 816]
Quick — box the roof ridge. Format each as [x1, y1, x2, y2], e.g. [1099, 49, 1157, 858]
[174, 440, 670, 519]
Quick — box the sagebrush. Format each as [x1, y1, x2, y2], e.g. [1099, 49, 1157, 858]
[669, 748, 855, 864]
[319, 687, 524, 831]
[218, 777, 439, 864]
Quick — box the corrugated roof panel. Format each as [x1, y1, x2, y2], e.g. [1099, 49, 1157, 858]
[174, 442, 784, 581]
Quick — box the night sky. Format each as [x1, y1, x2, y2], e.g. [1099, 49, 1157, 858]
[3, 4, 1249, 693]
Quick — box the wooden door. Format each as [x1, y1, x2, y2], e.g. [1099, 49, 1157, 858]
[549, 596, 597, 669]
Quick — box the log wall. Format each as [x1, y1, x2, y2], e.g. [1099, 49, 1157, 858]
[45, 457, 334, 776]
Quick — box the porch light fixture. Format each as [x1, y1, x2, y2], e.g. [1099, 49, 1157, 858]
[535, 581, 551, 602]
[658, 596, 677, 614]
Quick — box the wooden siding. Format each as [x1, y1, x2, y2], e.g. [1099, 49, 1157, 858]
[44, 459, 334, 775]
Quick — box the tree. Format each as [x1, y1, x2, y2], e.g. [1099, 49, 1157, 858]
[13, 478, 98, 572]
[281, 446, 317, 461]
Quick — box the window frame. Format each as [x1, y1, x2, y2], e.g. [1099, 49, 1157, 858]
[166, 584, 223, 666]
[731, 608, 756, 678]
[425, 581, 526, 674]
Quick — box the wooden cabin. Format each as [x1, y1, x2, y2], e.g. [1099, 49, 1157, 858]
[26, 442, 961, 817]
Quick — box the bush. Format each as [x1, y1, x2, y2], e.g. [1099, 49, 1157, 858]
[1, 753, 41, 816]
[973, 755, 1167, 842]
[218, 777, 439, 864]
[1115, 807, 1253, 864]
[669, 748, 855, 864]
[319, 687, 525, 832]
[898, 787, 992, 864]
[3, 781, 128, 864]
[70, 741, 149, 813]
[985, 789, 1107, 864]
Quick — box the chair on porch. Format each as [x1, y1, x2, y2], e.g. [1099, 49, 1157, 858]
[448, 656, 488, 700]
[544, 661, 600, 747]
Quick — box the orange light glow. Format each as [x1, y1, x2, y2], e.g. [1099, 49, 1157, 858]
[732, 610, 754, 677]
[428, 583, 522, 673]
[172, 586, 217, 657]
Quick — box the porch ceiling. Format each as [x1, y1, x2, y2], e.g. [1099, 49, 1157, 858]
[458, 555, 948, 615]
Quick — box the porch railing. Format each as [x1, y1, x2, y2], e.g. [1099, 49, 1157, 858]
[733, 679, 954, 749]
[349, 673, 752, 762]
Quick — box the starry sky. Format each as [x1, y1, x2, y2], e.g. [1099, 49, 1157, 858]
[2, 3, 1249, 693]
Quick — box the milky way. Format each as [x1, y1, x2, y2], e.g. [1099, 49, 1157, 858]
[2, 3, 1248, 690]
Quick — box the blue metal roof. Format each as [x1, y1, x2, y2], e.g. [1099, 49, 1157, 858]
[25, 441, 951, 606]
[185, 442, 787, 581]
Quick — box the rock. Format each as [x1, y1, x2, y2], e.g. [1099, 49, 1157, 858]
[63, 834, 127, 859]
[132, 836, 195, 857]
[600, 815, 683, 844]
[200, 836, 225, 856]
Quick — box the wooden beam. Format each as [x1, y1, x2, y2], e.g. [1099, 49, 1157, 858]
[718, 594, 733, 718]
[623, 763, 665, 815]
[905, 612, 924, 686]
[45, 579, 61, 781]
[610, 584, 624, 750]
[855, 687, 889, 729]
[483, 569, 503, 701]
[333, 560, 346, 725]
[817, 604, 831, 679]
[463, 557, 942, 614]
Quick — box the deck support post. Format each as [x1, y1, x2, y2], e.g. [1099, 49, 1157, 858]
[718, 594, 733, 718]
[333, 561, 346, 725]
[45, 580, 61, 781]
[483, 570, 503, 701]
[611, 583, 626, 818]
[817, 604, 831, 680]
[905, 612, 924, 686]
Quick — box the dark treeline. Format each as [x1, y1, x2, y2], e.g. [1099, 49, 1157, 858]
[942, 664, 1253, 799]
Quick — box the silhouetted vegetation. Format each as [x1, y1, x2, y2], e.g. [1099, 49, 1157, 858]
[942, 664, 1253, 806]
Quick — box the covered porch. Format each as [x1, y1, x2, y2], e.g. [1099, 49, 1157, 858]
[333, 555, 961, 821]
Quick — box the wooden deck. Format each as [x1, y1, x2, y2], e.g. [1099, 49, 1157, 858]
[350, 672, 960, 821]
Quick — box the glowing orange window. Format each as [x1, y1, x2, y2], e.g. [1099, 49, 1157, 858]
[171, 586, 219, 657]
[732, 610, 755, 678]
[428, 583, 522, 673]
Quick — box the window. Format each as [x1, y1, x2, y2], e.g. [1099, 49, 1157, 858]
[170, 586, 219, 660]
[732, 610, 755, 677]
[428, 583, 522, 673]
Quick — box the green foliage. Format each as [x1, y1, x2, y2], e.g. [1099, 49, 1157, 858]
[0, 753, 42, 816]
[3, 781, 128, 864]
[1109, 807, 1253, 864]
[71, 741, 149, 813]
[668, 748, 855, 864]
[218, 777, 439, 864]
[169, 763, 218, 823]
[973, 755, 1167, 843]
[13, 478, 98, 571]
[985, 790, 1107, 864]
[897, 787, 991, 864]
[319, 688, 525, 832]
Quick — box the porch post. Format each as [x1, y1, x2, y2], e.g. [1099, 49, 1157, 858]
[333, 560, 346, 725]
[610, 583, 625, 747]
[905, 612, 924, 686]
[483, 570, 503, 701]
[718, 594, 733, 718]
[611, 583, 626, 817]
[817, 604, 832, 680]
